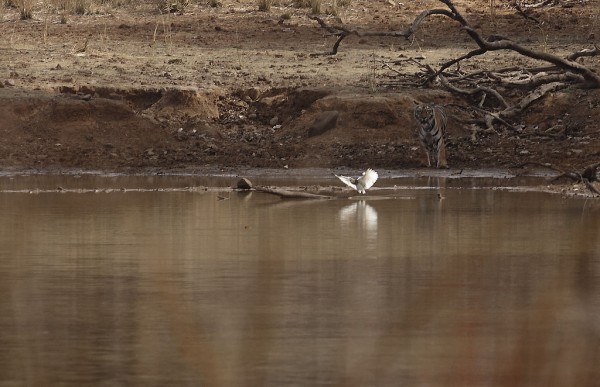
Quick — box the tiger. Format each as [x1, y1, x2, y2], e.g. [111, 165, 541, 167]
[413, 102, 448, 169]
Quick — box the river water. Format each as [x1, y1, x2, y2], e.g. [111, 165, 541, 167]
[0, 174, 599, 386]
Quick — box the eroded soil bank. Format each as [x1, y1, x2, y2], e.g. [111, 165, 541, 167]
[1, 85, 599, 174]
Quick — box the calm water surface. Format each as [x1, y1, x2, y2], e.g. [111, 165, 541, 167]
[0, 175, 599, 386]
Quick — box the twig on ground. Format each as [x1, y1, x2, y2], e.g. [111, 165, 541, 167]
[517, 0, 555, 9]
[511, 3, 541, 23]
[567, 44, 600, 61]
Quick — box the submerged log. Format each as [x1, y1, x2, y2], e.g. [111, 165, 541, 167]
[255, 186, 331, 199]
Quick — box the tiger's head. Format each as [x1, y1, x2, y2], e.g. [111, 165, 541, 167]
[414, 103, 434, 124]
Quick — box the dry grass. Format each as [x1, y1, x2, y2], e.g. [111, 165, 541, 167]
[50, 0, 89, 15]
[257, 0, 271, 12]
[293, 0, 350, 15]
[309, 0, 320, 14]
[328, 0, 351, 17]
[160, 11, 173, 54]
[17, 0, 128, 22]
[293, 0, 319, 13]
[12, 0, 35, 19]
[155, 0, 192, 13]
[368, 50, 377, 94]
[0, 0, 340, 18]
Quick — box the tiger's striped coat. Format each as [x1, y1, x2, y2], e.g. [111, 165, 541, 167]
[413, 103, 448, 168]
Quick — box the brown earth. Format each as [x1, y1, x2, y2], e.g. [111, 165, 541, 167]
[0, 0, 599, 175]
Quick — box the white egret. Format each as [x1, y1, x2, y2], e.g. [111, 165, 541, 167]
[334, 168, 379, 194]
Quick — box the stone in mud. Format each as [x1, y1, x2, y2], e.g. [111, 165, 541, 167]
[237, 177, 253, 190]
[308, 110, 339, 137]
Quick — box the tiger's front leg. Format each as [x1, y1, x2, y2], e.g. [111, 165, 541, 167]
[436, 139, 448, 169]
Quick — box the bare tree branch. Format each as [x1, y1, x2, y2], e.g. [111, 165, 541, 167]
[518, 0, 556, 9]
[513, 161, 567, 174]
[443, 99, 516, 131]
[310, 0, 600, 137]
[451, 66, 520, 82]
[308, 8, 453, 56]
[439, 75, 509, 108]
[567, 44, 600, 61]
[499, 81, 566, 118]
[500, 71, 584, 88]
[430, 47, 487, 82]
[460, 26, 600, 87]
[511, 2, 541, 23]
[520, 0, 589, 8]
[310, 0, 600, 88]
[432, 0, 600, 86]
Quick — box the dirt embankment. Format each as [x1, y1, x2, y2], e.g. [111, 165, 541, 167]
[0, 0, 599, 175]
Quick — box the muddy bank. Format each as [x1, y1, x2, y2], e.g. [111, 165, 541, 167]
[1, 85, 599, 175]
[0, 166, 597, 199]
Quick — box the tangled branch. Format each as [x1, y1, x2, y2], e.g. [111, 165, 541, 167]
[310, 0, 599, 137]
[310, 0, 600, 88]
[515, 162, 600, 196]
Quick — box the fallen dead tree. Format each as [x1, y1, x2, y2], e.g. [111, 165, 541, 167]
[254, 186, 332, 199]
[510, 1, 591, 23]
[309, 8, 453, 57]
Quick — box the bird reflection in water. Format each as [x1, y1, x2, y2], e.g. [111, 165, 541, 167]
[339, 200, 379, 255]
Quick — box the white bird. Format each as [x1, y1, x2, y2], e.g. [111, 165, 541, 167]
[334, 168, 379, 194]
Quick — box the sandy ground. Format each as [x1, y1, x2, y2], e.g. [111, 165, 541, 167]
[0, 0, 599, 193]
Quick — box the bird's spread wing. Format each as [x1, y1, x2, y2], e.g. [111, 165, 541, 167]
[358, 169, 378, 190]
[335, 174, 357, 191]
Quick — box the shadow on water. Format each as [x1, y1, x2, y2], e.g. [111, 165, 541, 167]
[0, 175, 599, 386]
